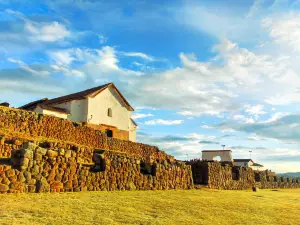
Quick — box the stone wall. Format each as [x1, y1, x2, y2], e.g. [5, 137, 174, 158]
[188, 160, 300, 190]
[85, 123, 129, 141]
[0, 106, 170, 161]
[0, 140, 193, 193]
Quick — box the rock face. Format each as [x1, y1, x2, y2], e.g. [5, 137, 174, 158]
[0, 106, 194, 194]
[187, 160, 300, 190]
[0, 106, 172, 161]
[0, 141, 193, 194]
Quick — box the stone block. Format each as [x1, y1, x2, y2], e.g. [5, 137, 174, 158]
[0, 184, 9, 193]
[47, 150, 58, 157]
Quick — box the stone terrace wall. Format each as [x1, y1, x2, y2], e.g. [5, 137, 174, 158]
[206, 161, 255, 190]
[188, 160, 300, 190]
[0, 141, 193, 193]
[0, 106, 170, 160]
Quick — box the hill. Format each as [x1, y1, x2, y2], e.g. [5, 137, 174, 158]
[0, 189, 299, 224]
[278, 172, 300, 178]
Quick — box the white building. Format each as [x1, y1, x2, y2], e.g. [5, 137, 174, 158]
[20, 83, 137, 142]
[202, 150, 233, 162]
[234, 159, 264, 170]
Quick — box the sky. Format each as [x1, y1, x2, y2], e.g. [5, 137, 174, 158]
[0, 0, 300, 172]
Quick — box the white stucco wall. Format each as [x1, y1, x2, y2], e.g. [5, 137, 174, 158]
[129, 119, 137, 142]
[33, 106, 68, 119]
[202, 150, 233, 162]
[53, 100, 88, 123]
[87, 86, 131, 131]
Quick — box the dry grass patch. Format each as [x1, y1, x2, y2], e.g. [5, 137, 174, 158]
[0, 188, 299, 224]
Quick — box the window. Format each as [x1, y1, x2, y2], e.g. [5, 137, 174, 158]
[255, 173, 261, 182]
[140, 161, 156, 176]
[105, 129, 113, 138]
[91, 150, 106, 172]
[232, 167, 240, 180]
[107, 108, 112, 117]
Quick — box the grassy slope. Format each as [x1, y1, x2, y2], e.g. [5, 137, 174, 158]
[0, 189, 299, 225]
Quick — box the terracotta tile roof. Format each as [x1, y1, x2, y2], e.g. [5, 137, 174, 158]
[252, 162, 264, 167]
[44, 83, 111, 106]
[19, 98, 49, 110]
[234, 159, 253, 162]
[130, 118, 138, 127]
[19, 82, 134, 112]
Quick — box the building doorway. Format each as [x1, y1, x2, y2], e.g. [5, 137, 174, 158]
[105, 129, 113, 138]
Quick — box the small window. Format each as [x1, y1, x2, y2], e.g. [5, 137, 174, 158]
[140, 161, 156, 176]
[91, 151, 106, 172]
[105, 129, 113, 138]
[108, 108, 112, 117]
[255, 173, 261, 182]
[232, 167, 240, 180]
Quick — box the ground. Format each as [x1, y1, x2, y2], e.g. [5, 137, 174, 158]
[0, 188, 299, 225]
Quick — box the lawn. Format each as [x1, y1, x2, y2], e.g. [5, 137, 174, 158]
[0, 188, 299, 225]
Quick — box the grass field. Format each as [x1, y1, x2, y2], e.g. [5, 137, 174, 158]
[0, 188, 299, 225]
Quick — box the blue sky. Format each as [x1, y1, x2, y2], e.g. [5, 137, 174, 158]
[1, 0, 300, 172]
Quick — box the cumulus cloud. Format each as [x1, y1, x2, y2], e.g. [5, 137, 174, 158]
[216, 114, 300, 143]
[145, 119, 184, 125]
[131, 113, 154, 120]
[199, 140, 220, 144]
[8, 58, 50, 76]
[244, 104, 266, 117]
[25, 21, 70, 42]
[5, 9, 70, 43]
[263, 13, 300, 51]
[121, 52, 154, 61]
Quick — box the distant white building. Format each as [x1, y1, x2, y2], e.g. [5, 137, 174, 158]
[234, 159, 264, 170]
[20, 83, 137, 142]
[202, 150, 233, 162]
[201, 150, 264, 170]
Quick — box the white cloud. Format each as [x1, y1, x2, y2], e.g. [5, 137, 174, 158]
[47, 46, 144, 78]
[124, 39, 300, 116]
[201, 125, 213, 129]
[122, 52, 153, 61]
[244, 104, 267, 119]
[131, 113, 154, 119]
[25, 21, 70, 42]
[177, 111, 194, 116]
[8, 57, 50, 76]
[49, 50, 76, 65]
[263, 13, 300, 51]
[263, 112, 291, 123]
[98, 35, 107, 44]
[145, 119, 184, 125]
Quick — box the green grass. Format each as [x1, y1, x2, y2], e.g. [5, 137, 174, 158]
[0, 188, 299, 225]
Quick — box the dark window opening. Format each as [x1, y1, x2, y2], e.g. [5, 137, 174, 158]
[105, 129, 113, 138]
[140, 161, 156, 176]
[255, 173, 261, 182]
[108, 108, 112, 117]
[232, 167, 240, 180]
[91, 151, 106, 172]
